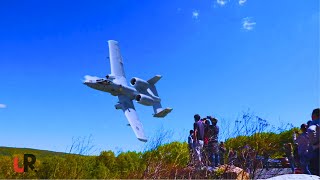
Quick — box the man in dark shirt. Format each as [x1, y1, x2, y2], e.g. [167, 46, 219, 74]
[207, 116, 220, 167]
[194, 114, 205, 141]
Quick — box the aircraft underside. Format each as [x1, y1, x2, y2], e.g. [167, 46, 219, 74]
[83, 40, 172, 142]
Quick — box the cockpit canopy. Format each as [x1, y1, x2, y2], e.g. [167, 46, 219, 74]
[96, 79, 105, 82]
[96, 79, 112, 85]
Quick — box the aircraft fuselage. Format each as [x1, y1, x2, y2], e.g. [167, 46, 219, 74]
[84, 78, 137, 99]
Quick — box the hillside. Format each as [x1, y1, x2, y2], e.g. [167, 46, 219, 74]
[0, 123, 300, 179]
[0, 146, 68, 159]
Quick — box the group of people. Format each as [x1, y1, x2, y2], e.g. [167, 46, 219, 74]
[188, 114, 226, 169]
[187, 108, 319, 176]
[285, 108, 319, 175]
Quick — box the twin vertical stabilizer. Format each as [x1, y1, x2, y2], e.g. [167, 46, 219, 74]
[146, 75, 173, 118]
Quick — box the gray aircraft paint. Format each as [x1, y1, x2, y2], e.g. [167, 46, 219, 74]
[84, 40, 172, 142]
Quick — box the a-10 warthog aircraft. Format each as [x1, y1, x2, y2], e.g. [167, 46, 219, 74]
[83, 40, 172, 142]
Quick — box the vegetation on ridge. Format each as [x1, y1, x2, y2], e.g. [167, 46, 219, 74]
[0, 111, 298, 179]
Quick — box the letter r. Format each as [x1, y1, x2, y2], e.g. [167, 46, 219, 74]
[24, 154, 36, 172]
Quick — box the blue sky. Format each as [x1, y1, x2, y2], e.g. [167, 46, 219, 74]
[0, 0, 319, 154]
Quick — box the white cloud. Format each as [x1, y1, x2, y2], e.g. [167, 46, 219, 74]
[192, 10, 200, 19]
[0, 104, 7, 108]
[217, 0, 228, 6]
[242, 17, 256, 31]
[239, 0, 247, 6]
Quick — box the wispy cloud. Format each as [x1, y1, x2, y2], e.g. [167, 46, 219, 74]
[192, 10, 200, 19]
[239, 0, 247, 6]
[216, 0, 228, 6]
[0, 104, 7, 108]
[242, 17, 256, 31]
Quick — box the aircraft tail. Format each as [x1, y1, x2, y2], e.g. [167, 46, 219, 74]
[147, 75, 173, 118]
[147, 75, 161, 85]
[153, 106, 173, 118]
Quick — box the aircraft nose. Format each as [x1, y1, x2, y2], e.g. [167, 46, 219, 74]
[83, 80, 93, 85]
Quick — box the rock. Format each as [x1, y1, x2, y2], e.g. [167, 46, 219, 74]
[217, 165, 250, 180]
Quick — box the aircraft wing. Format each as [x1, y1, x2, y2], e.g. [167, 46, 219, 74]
[108, 40, 127, 86]
[118, 95, 147, 142]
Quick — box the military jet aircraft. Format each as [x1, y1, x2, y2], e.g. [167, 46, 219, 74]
[83, 40, 172, 142]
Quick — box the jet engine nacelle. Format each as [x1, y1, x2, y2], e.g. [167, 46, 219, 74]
[135, 94, 154, 106]
[130, 77, 149, 90]
[114, 103, 122, 110]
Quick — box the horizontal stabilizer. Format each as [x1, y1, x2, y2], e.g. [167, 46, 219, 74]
[153, 108, 173, 118]
[147, 75, 162, 85]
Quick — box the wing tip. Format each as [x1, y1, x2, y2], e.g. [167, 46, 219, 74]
[108, 40, 118, 44]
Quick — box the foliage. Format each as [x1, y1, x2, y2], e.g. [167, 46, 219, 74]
[0, 111, 302, 179]
[0, 128, 297, 179]
[0, 141, 189, 179]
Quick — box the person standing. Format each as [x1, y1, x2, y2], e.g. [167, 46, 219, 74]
[203, 119, 211, 166]
[307, 108, 320, 176]
[188, 130, 194, 166]
[207, 116, 220, 167]
[262, 151, 270, 171]
[293, 124, 311, 174]
[219, 142, 226, 165]
[228, 148, 237, 165]
[193, 114, 205, 168]
[293, 143, 300, 169]
[284, 143, 295, 173]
